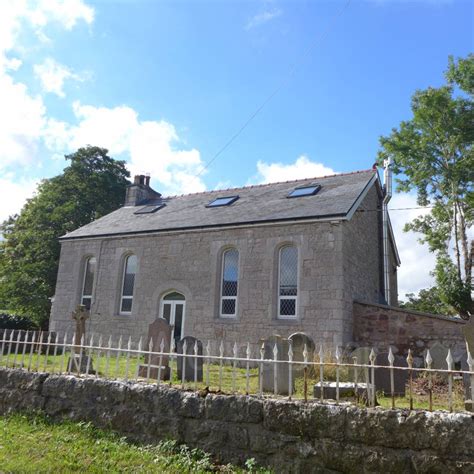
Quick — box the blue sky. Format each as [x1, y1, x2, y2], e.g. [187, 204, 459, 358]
[0, 0, 472, 297]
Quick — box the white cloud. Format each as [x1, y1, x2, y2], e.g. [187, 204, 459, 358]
[0, 0, 94, 63]
[0, 72, 46, 169]
[0, 176, 38, 222]
[253, 155, 336, 183]
[246, 7, 282, 30]
[389, 192, 436, 299]
[34, 58, 84, 97]
[45, 102, 206, 195]
[0, 0, 95, 168]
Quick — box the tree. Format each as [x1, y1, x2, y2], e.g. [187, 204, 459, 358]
[0, 146, 130, 328]
[378, 54, 474, 319]
[399, 287, 457, 316]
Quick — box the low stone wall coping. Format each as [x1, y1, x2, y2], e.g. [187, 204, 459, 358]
[354, 301, 466, 324]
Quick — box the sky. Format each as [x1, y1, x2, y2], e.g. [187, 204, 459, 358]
[0, 0, 472, 299]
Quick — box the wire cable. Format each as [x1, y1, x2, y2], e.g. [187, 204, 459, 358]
[357, 206, 435, 213]
[191, 0, 352, 184]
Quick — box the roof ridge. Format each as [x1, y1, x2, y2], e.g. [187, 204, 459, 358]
[166, 168, 376, 199]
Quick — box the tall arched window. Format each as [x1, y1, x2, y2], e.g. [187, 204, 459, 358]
[220, 249, 239, 318]
[278, 245, 298, 319]
[81, 257, 96, 310]
[120, 254, 137, 314]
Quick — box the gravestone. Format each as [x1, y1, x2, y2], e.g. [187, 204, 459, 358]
[67, 305, 94, 373]
[462, 318, 474, 409]
[373, 352, 408, 396]
[424, 342, 449, 380]
[138, 317, 172, 380]
[349, 347, 372, 382]
[177, 336, 203, 382]
[261, 335, 293, 395]
[288, 332, 315, 376]
[460, 352, 473, 403]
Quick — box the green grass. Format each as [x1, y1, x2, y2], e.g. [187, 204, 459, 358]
[0, 350, 466, 411]
[0, 413, 270, 473]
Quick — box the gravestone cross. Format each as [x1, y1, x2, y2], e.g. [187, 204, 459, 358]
[72, 305, 89, 354]
[68, 304, 93, 373]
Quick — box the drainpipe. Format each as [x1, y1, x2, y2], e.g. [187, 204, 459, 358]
[383, 158, 392, 305]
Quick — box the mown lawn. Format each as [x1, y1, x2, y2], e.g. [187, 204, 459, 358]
[1, 351, 466, 411]
[0, 413, 269, 473]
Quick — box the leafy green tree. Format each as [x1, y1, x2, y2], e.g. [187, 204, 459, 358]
[378, 54, 474, 319]
[399, 287, 457, 316]
[0, 146, 130, 328]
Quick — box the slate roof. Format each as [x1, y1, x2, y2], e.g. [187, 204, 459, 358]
[61, 169, 378, 240]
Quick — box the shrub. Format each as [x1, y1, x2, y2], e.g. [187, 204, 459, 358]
[0, 312, 39, 330]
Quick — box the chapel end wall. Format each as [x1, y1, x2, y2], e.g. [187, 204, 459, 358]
[341, 185, 386, 343]
[49, 221, 347, 347]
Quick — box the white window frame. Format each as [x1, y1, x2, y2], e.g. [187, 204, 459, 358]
[119, 254, 137, 315]
[277, 245, 298, 320]
[219, 248, 239, 319]
[80, 256, 96, 310]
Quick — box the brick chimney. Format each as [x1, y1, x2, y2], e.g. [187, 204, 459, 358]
[125, 174, 161, 206]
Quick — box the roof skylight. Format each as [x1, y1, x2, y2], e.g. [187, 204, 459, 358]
[206, 196, 239, 207]
[287, 184, 321, 198]
[134, 203, 166, 215]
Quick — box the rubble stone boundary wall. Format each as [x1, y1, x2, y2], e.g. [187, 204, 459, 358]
[1, 368, 473, 473]
[353, 301, 466, 358]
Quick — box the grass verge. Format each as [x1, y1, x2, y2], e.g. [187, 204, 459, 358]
[0, 413, 270, 473]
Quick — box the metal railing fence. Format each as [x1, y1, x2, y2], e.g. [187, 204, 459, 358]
[1, 329, 473, 412]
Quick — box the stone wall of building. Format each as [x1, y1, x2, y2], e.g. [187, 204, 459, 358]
[50, 219, 353, 347]
[353, 301, 466, 360]
[1, 368, 473, 473]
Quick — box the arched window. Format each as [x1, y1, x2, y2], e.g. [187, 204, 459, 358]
[120, 254, 137, 314]
[278, 245, 298, 319]
[220, 249, 239, 318]
[81, 257, 96, 310]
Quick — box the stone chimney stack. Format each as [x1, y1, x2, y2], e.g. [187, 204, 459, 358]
[125, 174, 161, 206]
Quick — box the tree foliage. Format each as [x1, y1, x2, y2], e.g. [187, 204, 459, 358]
[379, 54, 474, 319]
[399, 287, 456, 316]
[0, 147, 130, 328]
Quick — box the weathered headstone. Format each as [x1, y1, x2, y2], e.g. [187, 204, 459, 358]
[138, 317, 172, 380]
[177, 336, 203, 382]
[462, 318, 474, 409]
[349, 347, 372, 382]
[68, 305, 93, 373]
[373, 352, 408, 396]
[463, 317, 474, 359]
[288, 332, 315, 375]
[261, 335, 293, 395]
[424, 342, 450, 380]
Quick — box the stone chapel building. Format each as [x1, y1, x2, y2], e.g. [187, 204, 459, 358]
[49, 169, 400, 347]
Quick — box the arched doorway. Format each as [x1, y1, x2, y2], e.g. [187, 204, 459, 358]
[159, 291, 185, 346]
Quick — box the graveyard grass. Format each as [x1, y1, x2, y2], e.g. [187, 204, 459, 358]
[0, 413, 270, 473]
[2, 353, 466, 411]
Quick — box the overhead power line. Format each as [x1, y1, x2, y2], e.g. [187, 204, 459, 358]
[357, 206, 435, 213]
[191, 0, 352, 184]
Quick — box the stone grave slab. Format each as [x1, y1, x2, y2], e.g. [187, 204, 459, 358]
[313, 382, 371, 400]
[177, 336, 203, 382]
[138, 317, 172, 380]
[261, 335, 292, 395]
